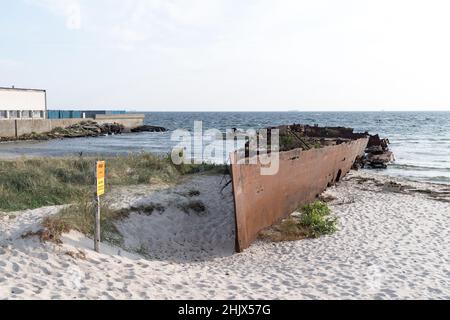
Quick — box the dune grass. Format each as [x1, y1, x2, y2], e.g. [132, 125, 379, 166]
[0, 153, 226, 212]
[259, 201, 337, 242]
[40, 200, 130, 245]
[41, 196, 208, 245]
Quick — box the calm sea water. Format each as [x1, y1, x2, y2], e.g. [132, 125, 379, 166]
[0, 112, 449, 185]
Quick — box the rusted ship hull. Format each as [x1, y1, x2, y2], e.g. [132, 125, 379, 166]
[230, 137, 369, 252]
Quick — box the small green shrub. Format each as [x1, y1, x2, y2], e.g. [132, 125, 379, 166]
[279, 135, 295, 151]
[259, 201, 337, 242]
[300, 201, 337, 238]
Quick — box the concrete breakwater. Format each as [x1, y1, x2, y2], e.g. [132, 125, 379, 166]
[0, 114, 145, 139]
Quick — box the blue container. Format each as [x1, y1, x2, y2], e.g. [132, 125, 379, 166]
[83, 111, 97, 118]
[47, 109, 126, 119]
[71, 111, 82, 119]
[59, 111, 71, 119]
[47, 110, 60, 119]
[105, 110, 125, 115]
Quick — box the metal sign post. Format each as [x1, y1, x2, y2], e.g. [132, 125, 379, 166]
[94, 194, 101, 252]
[95, 161, 105, 252]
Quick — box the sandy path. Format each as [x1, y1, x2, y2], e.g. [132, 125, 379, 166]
[0, 172, 449, 299]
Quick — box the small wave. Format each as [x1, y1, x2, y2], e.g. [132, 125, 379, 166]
[386, 174, 450, 185]
[399, 151, 448, 157]
[392, 163, 450, 172]
[424, 176, 450, 184]
[430, 175, 450, 180]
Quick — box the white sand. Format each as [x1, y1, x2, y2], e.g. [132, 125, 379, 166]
[1, 172, 449, 300]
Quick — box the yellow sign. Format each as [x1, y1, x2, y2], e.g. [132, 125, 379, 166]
[97, 161, 105, 179]
[96, 161, 105, 196]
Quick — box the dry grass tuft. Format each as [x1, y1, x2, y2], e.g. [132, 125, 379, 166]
[40, 216, 72, 243]
[41, 199, 129, 245]
[318, 194, 337, 203]
[187, 190, 201, 197]
[65, 250, 87, 260]
[129, 203, 166, 215]
[179, 200, 206, 215]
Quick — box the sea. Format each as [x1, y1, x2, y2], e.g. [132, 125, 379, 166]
[0, 112, 449, 185]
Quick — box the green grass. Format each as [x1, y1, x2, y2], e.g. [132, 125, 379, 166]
[279, 135, 295, 151]
[0, 153, 226, 212]
[300, 201, 337, 237]
[259, 201, 337, 242]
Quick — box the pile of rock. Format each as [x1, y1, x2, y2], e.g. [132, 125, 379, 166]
[363, 134, 395, 169]
[131, 125, 167, 133]
[0, 121, 169, 143]
[16, 121, 125, 141]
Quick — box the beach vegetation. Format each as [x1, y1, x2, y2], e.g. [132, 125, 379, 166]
[135, 243, 150, 257]
[187, 189, 201, 197]
[41, 200, 170, 245]
[179, 200, 207, 215]
[0, 153, 226, 212]
[300, 201, 337, 237]
[40, 199, 129, 245]
[259, 201, 337, 242]
[279, 135, 295, 151]
[129, 203, 166, 215]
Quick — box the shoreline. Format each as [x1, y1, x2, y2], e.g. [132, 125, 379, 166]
[0, 150, 447, 187]
[1, 171, 449, 299]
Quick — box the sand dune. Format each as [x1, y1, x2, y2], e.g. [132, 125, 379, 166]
[1, 172, 449, 300]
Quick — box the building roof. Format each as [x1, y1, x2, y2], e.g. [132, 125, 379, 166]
[0, 87, 46, 92]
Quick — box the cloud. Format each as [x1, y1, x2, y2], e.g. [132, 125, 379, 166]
[65, 2, 81, 30]
[0, 58, 22, 68]
[30, 0, 233, 48]
[23, 0, 450, 109]
[31, 0, 82, 30]
[100, 0, 230, 50]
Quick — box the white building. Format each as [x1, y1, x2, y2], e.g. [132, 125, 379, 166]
[0, 87, 47, 120]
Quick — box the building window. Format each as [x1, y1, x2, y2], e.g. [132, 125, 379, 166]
[9, 110, 20, 119]
[2, 110, 45, 119]
[21, 110, 32, 118]
[32, 110, 42, 118]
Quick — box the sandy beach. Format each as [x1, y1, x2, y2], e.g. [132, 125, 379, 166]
[3, 0, 450, 306]
[1, 171, 449, 300]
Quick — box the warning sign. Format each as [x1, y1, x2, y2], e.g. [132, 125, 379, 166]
[96, 161, 105, 196]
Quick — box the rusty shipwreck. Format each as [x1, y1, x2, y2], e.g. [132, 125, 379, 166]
[229, 124, 392, 252]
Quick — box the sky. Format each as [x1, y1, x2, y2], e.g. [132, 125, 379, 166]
[1, 0, 450, 111]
